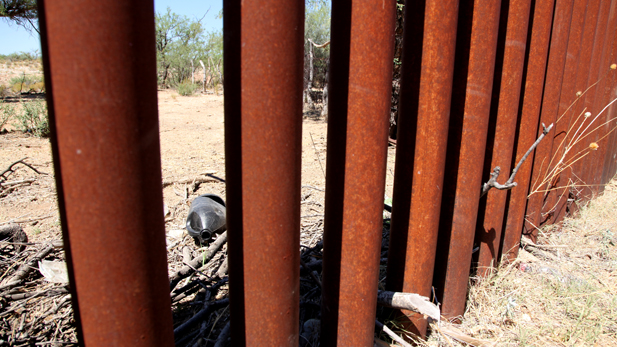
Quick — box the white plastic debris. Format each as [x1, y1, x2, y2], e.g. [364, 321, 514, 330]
[39, 260, 69, 283]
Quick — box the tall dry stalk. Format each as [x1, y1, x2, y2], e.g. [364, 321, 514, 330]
[528, 63, 617, 205]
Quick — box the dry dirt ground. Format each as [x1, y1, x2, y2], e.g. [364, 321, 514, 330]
[0, 61, 42, 87]
[0, 90, 397, 242]
[0, 90, 398, 345]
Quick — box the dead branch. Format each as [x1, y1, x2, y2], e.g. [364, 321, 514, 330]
[0, 213, 55, 226]
[0, 244, 54, 290]
[481, 123, 554, 197]
[162, 176, 219, 188]
[432, 323, 497, 347]
[1, 178, 36, 187]
[173, 298, 229, 339]
[376, 290, 440, 322]
[375, 320, 413, 347]
[0, 157, 46, 183]
[213, 321, 231, 347]
[307, 38, 331, 48]
[169, 231, 228, 291]
[216, 257, 228, 279]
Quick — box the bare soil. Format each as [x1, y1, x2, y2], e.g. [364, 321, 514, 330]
[0, 90, 398, 345]
[0, 90, 397, 241]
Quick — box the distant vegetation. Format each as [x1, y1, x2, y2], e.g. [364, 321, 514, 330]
[0, 51, 41, 62]
[155, 8, 223, 95]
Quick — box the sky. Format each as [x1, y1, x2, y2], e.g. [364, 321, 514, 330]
[0, 0, 223, 56]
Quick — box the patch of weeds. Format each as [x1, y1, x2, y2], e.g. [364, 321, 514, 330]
[0, 84, 10, 98]
[33, 228, 42, 235]
[177, 81, 199, 96]
[13, 100, 50, 137]
[0, 101, 16, 131]
[9, 75, 44, 94]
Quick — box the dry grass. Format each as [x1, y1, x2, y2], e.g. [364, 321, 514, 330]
[418, 179, 617, 347]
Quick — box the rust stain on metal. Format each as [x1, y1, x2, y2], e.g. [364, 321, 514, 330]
[385, 0, 460, 337]
[501, 0, 556, 261]
[320, 1, 397, 345]
[525, 0, 575, 241]
[224, 0, 305, 345]
[432, 0, 502, 320]
[476, 0, 533, 273]
[42, 0, 174, 345]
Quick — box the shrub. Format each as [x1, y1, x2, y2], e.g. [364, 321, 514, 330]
[9, 75, 44, 94]
[177, 81, 198, 96]
[13, 100, 49, 137]
[0, 102, 16, 131]
[0, 85, 9, 98]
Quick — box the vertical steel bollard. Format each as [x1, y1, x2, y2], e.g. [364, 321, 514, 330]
[572, 0, 612, 203]
[589, 0, 617, 194]
[601, 27, 617, 184]
[223, 0, 305, 345]
[40, 0, 174, 345]
[320, 0, 396, 345]
[431, 0, 502, 320]
[501, 0, 556, 261]
[476, 0, 533, 273]
[560, 0, 602, 216]
[524, 0, 575, 240]
[385, 0, 460, 337]
[542, 0, 590, 225]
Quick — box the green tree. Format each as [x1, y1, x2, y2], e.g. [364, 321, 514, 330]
[304, 0, 330, 88]
[0, 0, 39, 33]
[304, 0, 330, 113]
[155, 8, 223, 90]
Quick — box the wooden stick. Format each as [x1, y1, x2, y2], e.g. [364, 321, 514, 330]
[162, 176, 219, 188]
[169, 231, 227, 290]
[213, 321, 231, 347]
[0, 244, 54, 290]
[376, 290, 440, 321]
[481, 123, 554, 197]
[375, 320, 413, 347]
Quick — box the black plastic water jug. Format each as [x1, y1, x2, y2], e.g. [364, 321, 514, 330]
[186, 194, 226, 244]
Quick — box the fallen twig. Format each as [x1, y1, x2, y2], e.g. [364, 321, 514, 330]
[0, 178, 36, 187]
[0, 213, 55, 226]
[481, 123, 554, 197]
[213, 321, 231, 347]
[169, 231, 228, 291]
[173, 298, 229, 339]
[432, 323, 497, 347]
[375, 320, 413, 347]
[0, 244, 54, 290]
[162, 176, 219, 188]
[216, 257, 228, 279]
[520, 237, 567, 249]
[0, 157, 46, 183]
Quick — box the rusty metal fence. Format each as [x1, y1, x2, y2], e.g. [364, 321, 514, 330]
[37, 0, 617, 345]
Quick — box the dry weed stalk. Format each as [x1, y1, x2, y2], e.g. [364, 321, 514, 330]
[417, 179, 617, 347]
[528, 64, 617, 204]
